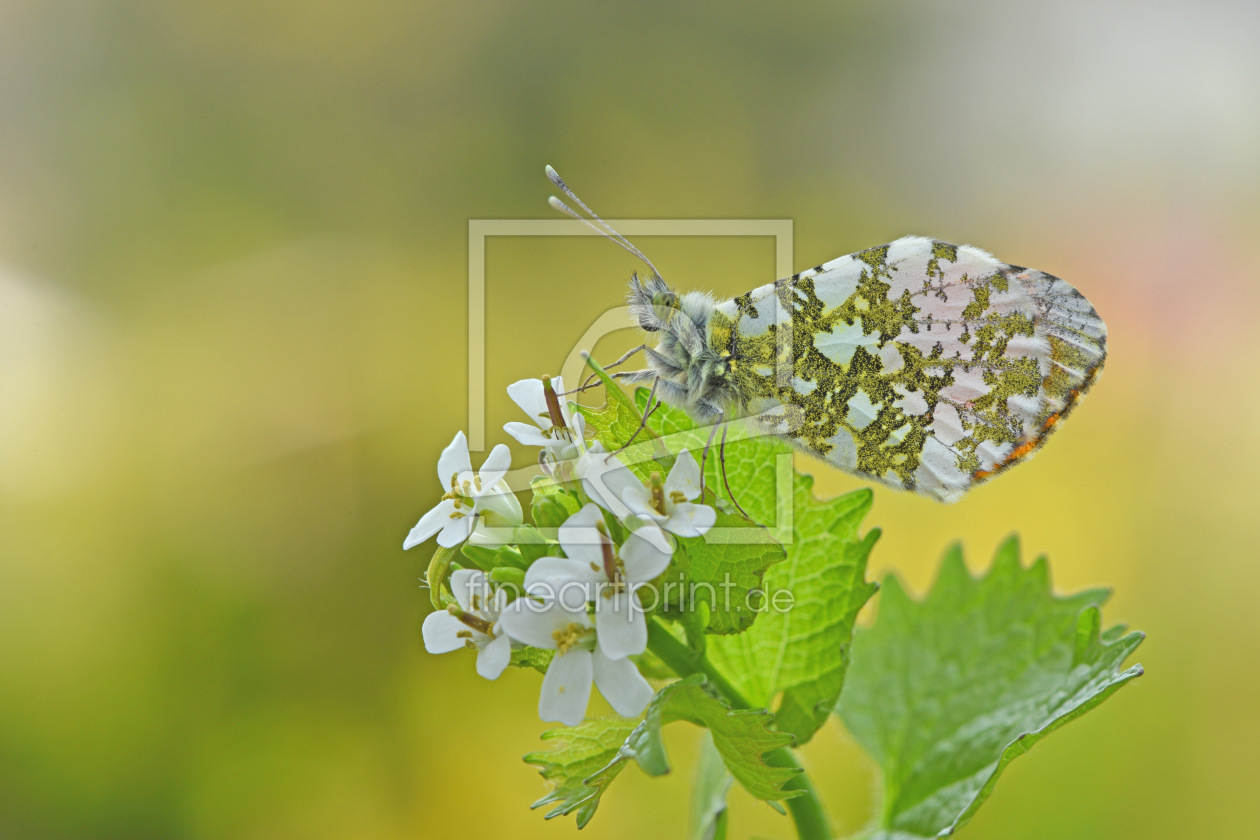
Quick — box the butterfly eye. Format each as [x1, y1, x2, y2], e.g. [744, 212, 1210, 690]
[651, 291, 681, 324]
[652, 291, 680, 310]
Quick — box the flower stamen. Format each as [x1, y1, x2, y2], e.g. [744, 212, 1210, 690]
[599, 530, 619, 583]
[449, 605, 494, 636]
[542, 376, 568, 431]
[648, 471, 667, 515]
[552, 622, 589, 654]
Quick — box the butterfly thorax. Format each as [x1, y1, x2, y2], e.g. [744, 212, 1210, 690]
[627, 274, 742, 423]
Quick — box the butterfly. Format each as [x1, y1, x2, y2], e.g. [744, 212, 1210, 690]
[546, 167, 1106, 503]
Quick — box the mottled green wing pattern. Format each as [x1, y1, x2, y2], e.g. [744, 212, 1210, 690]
[709, 236, 1105, 502]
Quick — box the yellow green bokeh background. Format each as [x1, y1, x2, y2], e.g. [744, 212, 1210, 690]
[2, 2, 1258, 837]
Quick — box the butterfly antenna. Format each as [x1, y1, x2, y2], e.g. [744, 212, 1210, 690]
[545, 165, 664, 280]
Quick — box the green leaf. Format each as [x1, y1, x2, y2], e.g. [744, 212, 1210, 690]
[690, 730, 734, 840]
[627, 391, 789, 635]
[531, 492, 577, 530]
[578, 384, 786, 634]
[487, 566, 525, 588]
[628, 675, 800, 798]
[523, 716, 641, 828]
[574, 358, 673, 482]
[705, 481, 879, 744]
[459, 542, 529, 571]
[513, 525, 552, 564]
[529, 474, 582, 524]
[657, 509, 786, 635]
[631, 646, 681, 681]
[837, 537, 1145, 839]
[509, 646, 554, 674]
[638, 388, 793, 524]
[525, 676, 800, 828]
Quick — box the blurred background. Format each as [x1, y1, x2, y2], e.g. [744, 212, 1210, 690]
[1, 1, 1258, 838]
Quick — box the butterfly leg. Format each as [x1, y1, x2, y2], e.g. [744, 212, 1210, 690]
[604, 377, 661, 462]
[564, 368, 653, 396]
[697, 416, 722, 499]
[719, 424, 752, 520]
[643, 346, 685, 379]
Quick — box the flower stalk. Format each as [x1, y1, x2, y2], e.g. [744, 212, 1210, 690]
[645, 618, 832, 840]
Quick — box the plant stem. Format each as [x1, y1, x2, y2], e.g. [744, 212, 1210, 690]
[646, 618, 750, 707]
[767, 747, 833, 840]
[645, 619, 833, 840]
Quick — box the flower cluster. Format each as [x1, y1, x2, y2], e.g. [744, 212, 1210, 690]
[405, 376, 715, 726]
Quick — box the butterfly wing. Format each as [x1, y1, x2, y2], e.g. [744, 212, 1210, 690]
[708, 236, 1106, 502]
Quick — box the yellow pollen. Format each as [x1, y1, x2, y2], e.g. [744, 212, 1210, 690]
[669, 490, 687, 505]
[552, 622, 588, 654]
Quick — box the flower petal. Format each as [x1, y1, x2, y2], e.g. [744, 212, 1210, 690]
[665, 449, 703, 501]
[473, 483, 523, 530]
[524, 556, 602, 608]
[558, 503, 610, 566]
[467, 520, 517, 547]
[435, 511, 474, 548]
[449, 568, 490, 614]
[506, 378, 550, 428]
[620, 523, 674, 583]
[540, 649, 593, 726]
[478, 444, 513, 488]
[603, 464, 650, 509]
[436, 431, 472, 488]
[577, 446, 634, 518]
[503, 421, 552, 447]
[593, 590, 648, 659]
[663, 502, 717, 539]
[476, 633, 512, 680]
[499, 596, 591, 649]
[486, 589, 509, 621]
[421, 610, 475, 654]
[592, 649, 654, 718]
[403, 498, 455, 549]
[622, 493, 666, 523]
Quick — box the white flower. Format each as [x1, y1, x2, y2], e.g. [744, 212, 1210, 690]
[604, 450, 716, 538]
[421, 569, 513, 680]
[504, 377, 581, 457]
[404, 431, 523, 549]
[522, 504, 673, 660]
[499, 594, 654, 726]
[575, 441, 635, 518]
